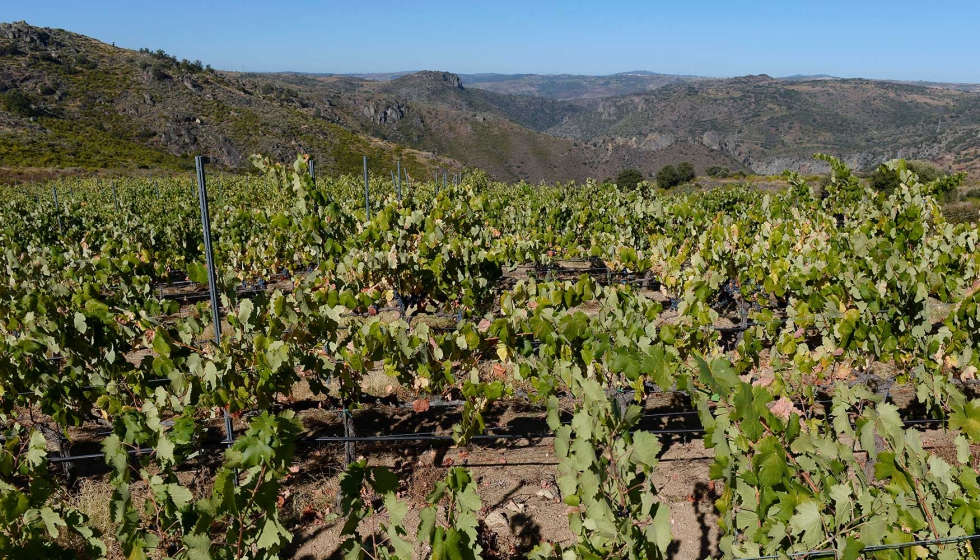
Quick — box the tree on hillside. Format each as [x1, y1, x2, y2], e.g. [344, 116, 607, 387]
[676, 162, 696, 184]
[655, 165, 678, 189]
[2, 90, 35, 117]
[869, 160, 944, 193]
[705, 165, 731, 178]
[615, 168, 644, 190]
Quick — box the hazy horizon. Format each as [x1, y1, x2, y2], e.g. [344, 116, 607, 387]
[278, 69, 978, 85]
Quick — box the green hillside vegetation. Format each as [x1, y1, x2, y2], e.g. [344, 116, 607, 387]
[0, 22, 458, 178]
[2, 21, 980, 183]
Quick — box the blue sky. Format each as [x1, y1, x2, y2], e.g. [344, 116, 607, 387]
[6, 0, 980, 82]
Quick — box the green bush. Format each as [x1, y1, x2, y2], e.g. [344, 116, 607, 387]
[656, 162, 696, 189]
[676, 161, 696, 183]
[2, 90, 35, 117]
[74, 54, 96, 69]
[655, 165, 678, 189]
[615, 168, 644, 190]
[0, 43, 22, 56]
[706, 165, 731, 178]
[150, 65, 169, 81]
[869, 160, 944, 193]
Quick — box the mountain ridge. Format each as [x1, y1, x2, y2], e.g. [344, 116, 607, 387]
[2, 21, 979, 182]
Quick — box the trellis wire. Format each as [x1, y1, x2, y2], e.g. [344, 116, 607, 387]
[730, 533, 980, 559]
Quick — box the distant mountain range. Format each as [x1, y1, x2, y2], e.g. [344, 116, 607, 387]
[346, 71, 980, 98]
[2, 21, 979, 182]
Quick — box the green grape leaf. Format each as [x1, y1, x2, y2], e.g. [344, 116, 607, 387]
[74, 312, 88, 334]
[39, 507, 65, 538]
[754, 437, 788, 487]
[789, 501, 823, 548]
[631, 430, 662, 468]
[183, 532, 213, 560]
[950, 400, 980, 442]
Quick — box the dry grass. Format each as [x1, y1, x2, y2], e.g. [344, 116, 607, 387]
[282, 472, 340, 526]
[61, 476, 124, 560]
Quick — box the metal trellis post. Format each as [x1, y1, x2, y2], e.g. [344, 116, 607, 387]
[396, 160, 402, 201]
[363, 156, 371, 220]
[52, 185, 62, 234]
[195, 156, 235, 448]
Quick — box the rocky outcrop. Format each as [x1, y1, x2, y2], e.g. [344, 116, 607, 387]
[0, 21, 52, 48]
[181, 75, 202, 92]
[427, 71, 463, 90]
[748, 152, 895, 175]
[382, 71, 465, 103]
[217, 137, 242, 167]
[361, 101, 407, 125]
[378, 103, 405, 124]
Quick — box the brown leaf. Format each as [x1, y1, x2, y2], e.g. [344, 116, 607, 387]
[412, 399, 430, 413]
[300, 504, 322, 523]
[768, 397, 803, 421]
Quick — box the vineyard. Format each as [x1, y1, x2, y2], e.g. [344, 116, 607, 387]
[1, 153, 980, 560]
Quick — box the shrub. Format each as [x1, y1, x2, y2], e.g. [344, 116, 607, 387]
[0, 43, 22, 56]
[655, 165, 679, 189]
[2, 90, 35, 117]
[74, 54, 96, 69]
[676, 161, 696, 183]
[706, 165, 731, 178]
[150, 65, 170, 81]
[869, 160, 944, 193]
[615, 168, 644, 190]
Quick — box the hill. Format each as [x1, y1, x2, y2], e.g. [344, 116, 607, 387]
[0, 22, 743, 182]
[2, 21, 979, 182]
[457, 71, 709, 100]
[546, 75, 980, 176]
[251, 70, 744, 182]
[0, 22, 460, 179]
[0, 22, 737, 182]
